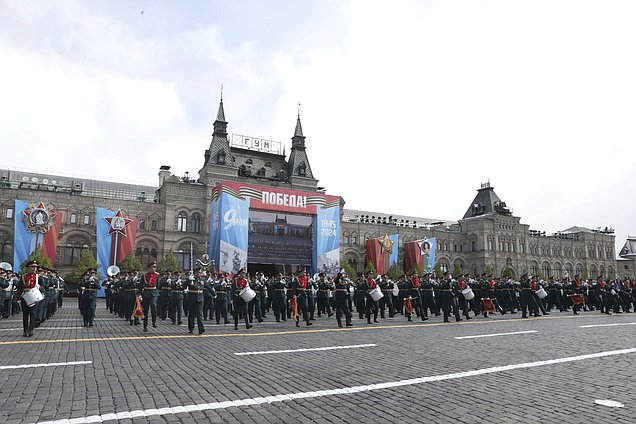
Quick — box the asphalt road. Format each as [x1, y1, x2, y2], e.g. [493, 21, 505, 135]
[1, 300, 635, 424]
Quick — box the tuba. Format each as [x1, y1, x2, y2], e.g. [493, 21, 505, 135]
[107, 265, 120, 277]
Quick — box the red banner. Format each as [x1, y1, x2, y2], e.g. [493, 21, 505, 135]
[216, 182, 341, 215]
[41, 211, 63, 265]
[366, 238, 387, 275]
[404, 240, 424, 274]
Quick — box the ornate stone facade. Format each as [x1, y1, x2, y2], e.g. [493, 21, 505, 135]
[0, 100, 618, 279]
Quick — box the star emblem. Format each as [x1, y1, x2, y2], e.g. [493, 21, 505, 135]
[104, 210, 133, 237]
[379, 234, 394, 254]
[22, 202, 57, 234]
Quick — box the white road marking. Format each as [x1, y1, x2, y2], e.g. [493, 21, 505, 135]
[234, 344, 377, 356]
[454, 330, 537, 339]
[0, 361, 92, 371]
[594, 399, 624, 407]
[579, 323, 636, 328]
[36, 346, 636, 424]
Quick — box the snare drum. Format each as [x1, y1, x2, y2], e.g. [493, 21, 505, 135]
[369, 287, 384, 301]
[535, 287, 548, 299]
[239, 286, 256, 302]
[22, 287, 44, 307]
[461, 287, 475, 300]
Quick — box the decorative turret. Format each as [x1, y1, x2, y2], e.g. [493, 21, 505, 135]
[463, 181, 512, 219]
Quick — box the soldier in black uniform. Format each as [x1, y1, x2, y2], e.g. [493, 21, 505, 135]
[378, 274, 395, 319]
[157, 271, 171, 320]
[420, 273, 438, 319]
[316, 273, 333, 317]
[248, 274, 263, 323]
[271, 272, 287, 322]
[438, 272, 460, 322]
[186, 267, 205, 334]
[213, 273, 230, 324]
[364, 271, 379, 324]
[78, 268, 100, 327]
[169, 271, 185, 324]
[354, 273, 366, 319]
[519, 274, 537, 318]
[306, 272, 316, 321]
[334, 273, 353, 327]
[202, 272, 215, 321]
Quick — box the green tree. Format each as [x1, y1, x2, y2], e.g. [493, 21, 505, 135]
[19, 246, 52, 273]
[484, 264, 494, 276]
[119, 251, 141, 272]
[364, 261, 377, 276]
[387, 262, 404, 280]
[434, 262, 443, 279]
[342, 261, 357, 279]
[452, 263, 463, 278]
[158, 249, 180, 273]
[408, 261, 423, 276]
[502, 266, 515, 279]
[69, 249, 102, 282]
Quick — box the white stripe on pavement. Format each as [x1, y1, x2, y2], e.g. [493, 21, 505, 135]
[579, 323, 636, 328]
[454, 330, 537, 339]
[36, 346, 636, 424]
[0, 361, 92, 371]
[234, 344, 377, 356]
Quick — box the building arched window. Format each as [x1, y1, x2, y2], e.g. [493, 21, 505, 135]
[344, 234, 349, 245]
[257, 168, 266, 177]
[217, 150, 226, 165]
[177, 212, 188, 232]
[0, 238, 13, 264]
[151, 220, 158, 231]
[351, 233, 357, 245]
[298, 162, 306, 176]
[64, 242, 87, 266]
[70, 213, 77, 224]
[191, 213, 201, 233]
[139, 219, 146, 230]
[176, 245, 198, 271]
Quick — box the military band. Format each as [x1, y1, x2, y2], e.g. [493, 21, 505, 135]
[4, 261, 636, 339]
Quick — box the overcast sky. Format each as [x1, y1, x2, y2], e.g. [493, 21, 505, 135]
[1, 1, 635, 254]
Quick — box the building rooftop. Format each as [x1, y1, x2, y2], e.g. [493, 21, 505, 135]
[0, 168, 158, 203]
[343, 208, 455, 229]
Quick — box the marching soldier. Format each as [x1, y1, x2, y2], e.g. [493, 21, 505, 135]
[365, 271, 379, 324]
[334, 272, 353, 327]
[232, 269, 252, 330]
[185, 267, 205, 334]
[316, 273, 333, 318]
[157, 272, 171, 320]
[248, 273, 263, 323]
[16, 260, 40, 337]
[203, 272, 215, 321]
[78, 268, 100, 327]
[213, 272, 230, 324]
[271, 272, 287, 322]
[290, 270, 312, 327]
[169, 271, 185, 325]
[378, 274, 395, 319]
[438, 271, 460, 323]
[138, 262, 159, 332]
[420, 273, 438, 319]
[0, 269, 10, 318]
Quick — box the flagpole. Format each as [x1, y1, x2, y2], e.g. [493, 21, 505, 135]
[113, 232, 119, 266]
[190, 242, 193, 272]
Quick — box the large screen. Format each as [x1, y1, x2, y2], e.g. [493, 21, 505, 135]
[247, 210, 313, 266]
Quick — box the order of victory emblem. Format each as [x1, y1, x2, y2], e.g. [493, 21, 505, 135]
[22, 202, 57, 234]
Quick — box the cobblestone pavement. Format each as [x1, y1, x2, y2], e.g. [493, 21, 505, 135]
[0, 301, 635, 423]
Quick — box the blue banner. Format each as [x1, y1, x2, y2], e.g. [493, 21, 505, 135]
[96, 207, 115, 297]
[217, 192, 249, 275]
[424, 237, 436, 273]
[13, 199, 35, 273]
[389, 234, 399, 267]
[313, 205, 340, 276]
[209, 196, 221, 269]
